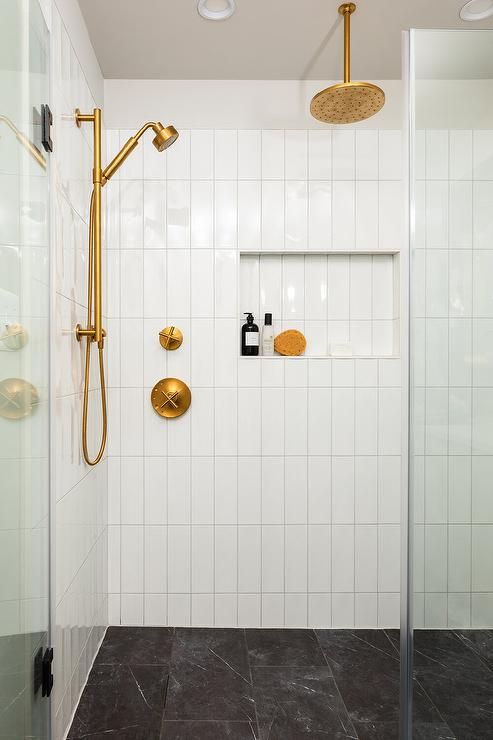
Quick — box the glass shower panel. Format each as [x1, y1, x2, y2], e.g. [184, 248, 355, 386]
[0, 0, 50, 737]
[409, 29, 493, 739]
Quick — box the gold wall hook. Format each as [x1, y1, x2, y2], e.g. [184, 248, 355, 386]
[151, 378, 191, 418]
[159, 326, 183, 351]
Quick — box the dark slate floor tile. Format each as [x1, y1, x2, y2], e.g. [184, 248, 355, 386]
[68, 729, 152, 740]
[316, 630, 441, 726]
[171, 628, 250, 681]
[165, 630, 255, 724]
[353, 721, 399, 739]
[412, 630, 483, 671]
[416, 662, 493, 740]
[252, 666, 357, 739]
[455, 629, 493, 671]
[354, 721, 456, 739]
[246, 629, 326, 667]
[67, 664, 169, 738]
[94, 626, 174, 666]
[160, 720, 257, 739]
[164, 659, 256, 724]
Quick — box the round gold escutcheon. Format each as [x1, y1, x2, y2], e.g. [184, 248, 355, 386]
[0, 378, 40, 420]
[151, 378, 191, 419]
[159, 326, 183, 351]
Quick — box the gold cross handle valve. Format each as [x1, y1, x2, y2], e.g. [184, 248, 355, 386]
[151, 377, 191, 418]
[159, 326, 183, 351]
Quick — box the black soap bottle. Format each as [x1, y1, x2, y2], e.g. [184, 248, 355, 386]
[241, 313, 259, 356]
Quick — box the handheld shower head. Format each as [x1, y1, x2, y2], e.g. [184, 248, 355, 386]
[152, 123, 179, 152]
[101, 120, 179, 183]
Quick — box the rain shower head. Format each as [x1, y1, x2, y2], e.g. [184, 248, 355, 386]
[310, 3, 385, 125]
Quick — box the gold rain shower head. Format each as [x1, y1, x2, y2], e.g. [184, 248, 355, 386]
[310, 3, 385, 125]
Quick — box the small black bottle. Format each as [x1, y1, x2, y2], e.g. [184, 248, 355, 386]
[241, 312, 259, 356]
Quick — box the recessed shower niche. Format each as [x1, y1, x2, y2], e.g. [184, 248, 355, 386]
[240, 251, 400, 357]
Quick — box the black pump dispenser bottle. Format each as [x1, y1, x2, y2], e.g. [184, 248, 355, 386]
[241, 313, 259, 356]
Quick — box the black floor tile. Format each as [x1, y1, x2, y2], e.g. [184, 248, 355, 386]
[455, 629, 493, 671]
[94, 626, 174, 665]
[246, 628, 326, 667]
[252, 666, 357, 739]
[354, 720, 456, 739]
[164, 628, 256, 724]
[160, 720, 257, 739]
[316, 630, 442, 727]
[67, 664, 169, 738]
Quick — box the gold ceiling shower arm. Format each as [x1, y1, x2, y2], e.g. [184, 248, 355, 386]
[340, 3, 355, 84]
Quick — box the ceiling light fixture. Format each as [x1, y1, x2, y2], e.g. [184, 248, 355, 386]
[460, 0, 493, 20]
[197, 0, 236, 21]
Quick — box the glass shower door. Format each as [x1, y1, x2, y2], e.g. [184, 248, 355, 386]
[408, 28, 493, 739]
[0, 0, 51, 737]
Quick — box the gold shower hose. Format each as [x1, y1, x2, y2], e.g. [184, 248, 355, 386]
[81, 189, 107, 466]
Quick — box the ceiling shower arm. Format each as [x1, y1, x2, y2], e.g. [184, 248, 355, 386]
[339, 2, 355, 84]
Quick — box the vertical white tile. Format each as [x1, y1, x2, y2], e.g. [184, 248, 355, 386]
[308, 181, 331, 251]
[332, 457, 354, 524]
[190, 130, 213, 179]
[332, 525, 354, 592]
[215, 526, 237, 592]
[145, 526, 167, 593]
[285, 456, 308, 524]
[355, 131, 378, 180]
[262, 525, 284, 592]
[191, 249, 214, 317]
[262, 456, 284, 524]
[238, 182, 261, 251]
[238, 130, 261, 180]
[191, 181, 214, 248]
[191, 525, 214, 592]
[143, 181, 166, 248]
[425, 130, 448, 179]
[308, 131, 331, 180]
[355, 181, 378, 251]
[261, 130, 284, 179]
[238, 525, 261, 592]
[121, 525, 144, 592]
[379, 130, 401, 180]
[285, 131, 308, 179]
[285, 181, 308, 251]
[262, 181, 285, 250]
[238, 457, 261, 524]
[215, 130, 238, 179]
[167, 180, 190, 248]
[308, 456, 331, 524]
[285, 525, 308, 592]
[168, 525, 191, 593]
[331, 388, 354, 456]
[355, 525, 378, 592]
[332, 182, 355, 251]
[332, 130, 355, 180]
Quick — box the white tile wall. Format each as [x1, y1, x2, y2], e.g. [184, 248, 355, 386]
[50, 6, 107, 738]
[413, 129, 493, 628]
[106, 127, 403, 630]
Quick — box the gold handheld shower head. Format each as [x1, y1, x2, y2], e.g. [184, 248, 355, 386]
[310, 3, 385, 125]
[152, 123, 179, 152]
[101, 120, 179, 183]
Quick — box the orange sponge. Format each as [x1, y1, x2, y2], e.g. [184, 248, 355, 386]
[274, 329, 307, 356]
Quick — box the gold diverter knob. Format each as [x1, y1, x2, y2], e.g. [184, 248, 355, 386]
[159, 326, 183, 351]
[151, 378, 191, 419]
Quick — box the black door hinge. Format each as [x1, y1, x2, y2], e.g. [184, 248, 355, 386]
[42, 647, 54, 697]
[41, 104, 53, 152]
[34, 646, 54, 697]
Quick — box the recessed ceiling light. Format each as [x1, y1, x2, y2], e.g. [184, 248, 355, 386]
[197, 0, 236, 21]
[460, 0, 493, 20]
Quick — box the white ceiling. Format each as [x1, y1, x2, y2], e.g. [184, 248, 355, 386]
[78, 0, 493, 80]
